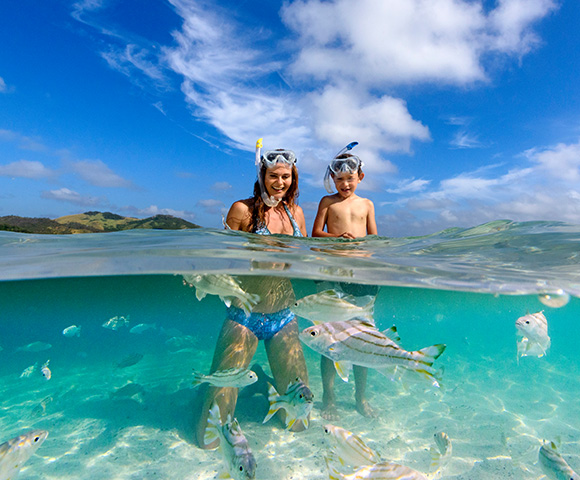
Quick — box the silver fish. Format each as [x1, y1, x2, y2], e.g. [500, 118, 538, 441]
[325, 452, 428, 480]
[16, 341, 52, 353]
[430, 432, 452, 473]
[182, 274, 260, 316]
[291, 290, 375, 324]
[204, 402, 256, 480]
[300, 319, 445, 387]
[116, 353, 144, 369]
[129, 323, 156, 334]
[62, 325, 81, 337]
[263, 379, 313, 430]
[192, 368, 258, 388]
[41, 360, 51, 381]
[516, 311, 550, 361]
[20, 363, 37, 378]
[0, 430, 48, 480]
[102, 315, 130, 330]
[323, 424, 381, 467]
[539, 441, 580, 480]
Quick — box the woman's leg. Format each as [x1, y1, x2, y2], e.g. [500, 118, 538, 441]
[192, 318, 258, 449]
[264, 319, 309, 432]
[321, 355, 338, 420]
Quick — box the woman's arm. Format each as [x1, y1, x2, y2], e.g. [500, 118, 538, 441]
[225, 201, 251, 232]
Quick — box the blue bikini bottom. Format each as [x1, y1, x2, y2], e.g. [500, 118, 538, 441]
[226, 306, 295, 341]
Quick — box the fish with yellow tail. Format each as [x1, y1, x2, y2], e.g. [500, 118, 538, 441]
[291, 290, 375, 324]
[192, 367, 258, 388]
[263, 378, 313, 429]
[204, 402, 256, 480]
[300, 319, 445, 387]
[325, 452, 428, 480]
[0, 430, 48, 480]
[516, 311, 550, 362]
[539, 441, 580, 480]
[323, 424, 381, 467]
[182, 274, 260, 316]
[429, 432, 452, 476]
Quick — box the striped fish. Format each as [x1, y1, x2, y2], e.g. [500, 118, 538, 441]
[539, 441, 580, 480]
[429, 432, 452, 475]
[0, 430, 48, 480]
[263, 379, 313, 430]
[299, 319, 445, 387]
[323, 424, 381, 467]
[204, 402, 256, 480]
[182, 274, 260, 316]
[325, 452, 428, 480]
[192, 367, 258, 388]
[291, 290, 375, 324]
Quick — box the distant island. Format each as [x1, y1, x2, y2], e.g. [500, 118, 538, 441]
[0, 211, 201, 234]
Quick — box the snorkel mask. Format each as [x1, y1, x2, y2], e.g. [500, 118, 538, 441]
[255, 138, 297, 207]
[323, 141, 363, 193]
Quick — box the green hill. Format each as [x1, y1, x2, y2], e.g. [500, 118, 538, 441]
[0, 211, 200, 234]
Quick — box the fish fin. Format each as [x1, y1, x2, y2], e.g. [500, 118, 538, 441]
[302, 416, 309, 429]
[219, 296, 232, 308]
[217, 470, 231, 479]
[430, 446, 442, 471]
[195, 289, 207, 301]
[382, 325, 401, 343]
[203, 403, 221, 447]
[191, 370, 205, 387]
[286, 417, 296, 429]
[417, 344, 446, 362]
[334, 361, 352, 382]
[324, 453, 345, 480]
[262, 383, 281, 424]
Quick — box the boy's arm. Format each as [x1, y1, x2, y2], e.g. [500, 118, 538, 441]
[312, 198, 336, 237]
[366, 200, 378, 235]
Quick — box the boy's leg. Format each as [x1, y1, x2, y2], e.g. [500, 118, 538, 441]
[321, 355, 339, 420]
[354, 365, 377, 417]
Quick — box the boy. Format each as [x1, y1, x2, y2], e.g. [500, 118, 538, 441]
[311, 152, 378, 419]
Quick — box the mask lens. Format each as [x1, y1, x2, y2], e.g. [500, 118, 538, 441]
[263, 150, 296, 166]
[330, 155, 360, 174]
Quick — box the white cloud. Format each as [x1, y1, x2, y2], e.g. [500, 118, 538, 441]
[0, 129, 46, 151]
[101, 44, 167, 86]
[68, 159, 133, 188]
[0, 160, 54, 179]
[211, 181, 232, 191]
[282, 0, 557, 86]
[136, 205, 195, 219]
[525, 140, 580, 182]
[387, 178, 431, 194]
[0, 77, 7, 93]
[197, 199, 226, 214]
[450, 130, 483, 149]
[41, 188, 102, 206]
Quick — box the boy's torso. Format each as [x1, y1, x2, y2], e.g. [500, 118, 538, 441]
[326, 196, 370, 237]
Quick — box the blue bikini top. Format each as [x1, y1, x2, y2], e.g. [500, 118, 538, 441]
[254, 204, 303, 237]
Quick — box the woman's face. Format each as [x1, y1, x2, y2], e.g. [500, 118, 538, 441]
[264, 164, 293, 201]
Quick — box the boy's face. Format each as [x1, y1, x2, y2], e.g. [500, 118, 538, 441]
[332, 171, 363, 199]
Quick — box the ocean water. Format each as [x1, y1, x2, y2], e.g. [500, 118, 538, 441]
[1, 220, 579, 479]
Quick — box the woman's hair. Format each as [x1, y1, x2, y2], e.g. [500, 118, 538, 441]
[249, 163, 299, 232]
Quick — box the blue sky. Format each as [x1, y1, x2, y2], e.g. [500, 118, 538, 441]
[1, 0, 579, 236]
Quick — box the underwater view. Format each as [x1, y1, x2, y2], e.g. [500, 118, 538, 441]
[1, 221, 580, 479]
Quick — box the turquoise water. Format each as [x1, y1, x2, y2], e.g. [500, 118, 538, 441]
[1, 221, 579, 479]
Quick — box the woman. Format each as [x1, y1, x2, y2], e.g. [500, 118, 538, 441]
[193, 144, 309, 449]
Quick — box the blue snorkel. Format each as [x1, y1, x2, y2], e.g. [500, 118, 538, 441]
[324, 141, 360, 193]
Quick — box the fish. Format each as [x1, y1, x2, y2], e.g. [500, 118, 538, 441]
[129, 323, 157, 334]
[323, 424, 381, 467]
[20, 363, 37, 378]
[165, 335, 198, 352]
[62, 325, 81, 337]
[102, 315, 130, 330]
[30, 395, 54, 418]
[116, 353, 144, 369]
[41, 360, 51, 381]
[192, 367, 258, 388]
[0, 430, 48, 480]
[263, 378, 313, 430]
[182, 274, 260, 316]
[110, 382, 145, 399]
[204, 402, 257, 480]
[429, 432, 452, 474]
[539, 441, 580, 480]
[291, 289, 375, 324]
[516, 311, 550, 361]
[299, 319, 445, 387]
[16, 341, 52, 353]
[325, 452, 428, 480]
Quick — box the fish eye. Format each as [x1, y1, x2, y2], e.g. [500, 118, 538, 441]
[525, 320, 530, 324]
[310, 330, 318, 337]
[299, 394, 303, 399]
[324, 427, 329, 434]
[34, 436, 40, 442]
[239, 466, 244, 472]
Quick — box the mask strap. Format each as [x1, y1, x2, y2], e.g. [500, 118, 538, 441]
[255, 138, 281, 207]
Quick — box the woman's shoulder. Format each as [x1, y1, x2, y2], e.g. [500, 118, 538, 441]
[226, 198, 254, 231]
